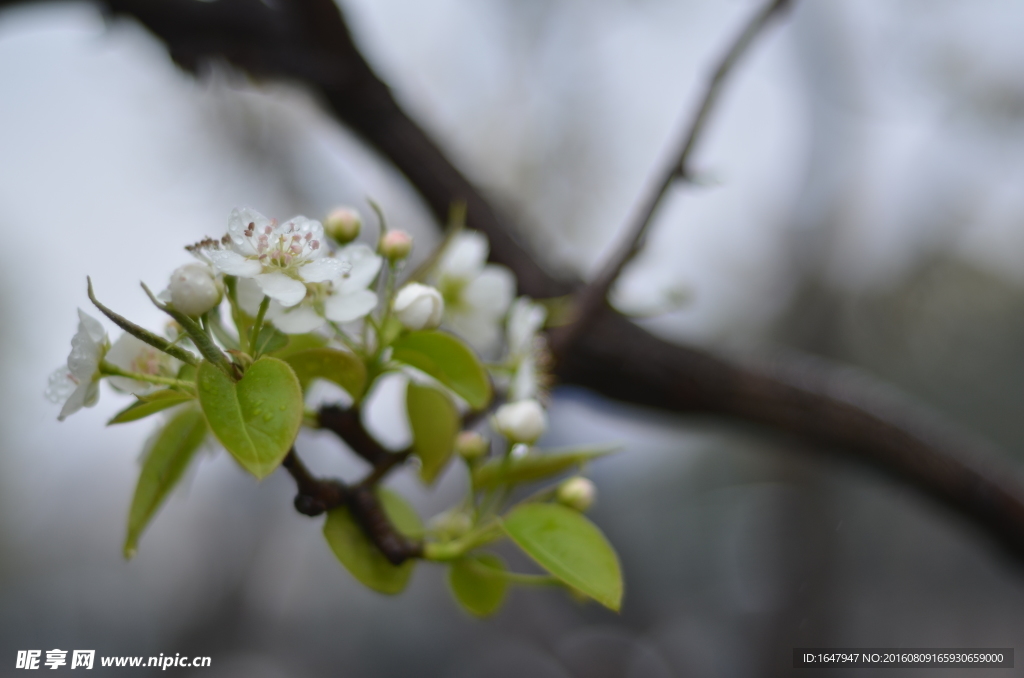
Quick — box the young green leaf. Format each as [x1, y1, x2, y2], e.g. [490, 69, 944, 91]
[502, 503, 622, 611]
[391, 331, 491, 410]
[284, 347, 367, 399]
[407, 382, 459, 484]
[472, 445, 617, 490]
[323, 489, 423, 594]
[448, 554, 508, 617]
[196, 356, 303, 479]
[124, 405, 207, 559]
[108, 390, 195, 425]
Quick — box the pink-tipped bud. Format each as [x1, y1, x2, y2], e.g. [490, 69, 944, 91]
[324, 207, 362, 244]
[380, 230, 413, 262]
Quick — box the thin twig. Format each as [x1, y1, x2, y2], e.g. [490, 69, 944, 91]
[550, 0, 792, 358]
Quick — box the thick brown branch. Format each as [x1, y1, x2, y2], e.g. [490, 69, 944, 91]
[317, 404, 390, 467]
[8, 0, 1024, 563]
[550, 0, 792, 356]
[282, 449, 421, 564]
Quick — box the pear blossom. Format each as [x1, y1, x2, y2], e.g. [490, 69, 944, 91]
[197, 207, 348, 308]
[505, 297, 548, 402]
[432, 231, 515, 353]
[236, 243, 382, 334]
[105, 334, 181, 395]
[46, 310, 109, 421]
[394, 283, 444, 330]
[493, 398, 547, 444]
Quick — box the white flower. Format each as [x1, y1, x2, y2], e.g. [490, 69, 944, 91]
[236, 243, 382, 334]
[394, 283, 444, 331]
[201, 207, 348, 308]
[105, 334, 181, 395]
[493, 398, 547, 444]
[168, 263, 221, 316]
[432, 231, 515, 352]
[46, 310, 109, 421]
[506, 297, 547, 402]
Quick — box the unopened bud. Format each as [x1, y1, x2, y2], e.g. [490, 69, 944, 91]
[325, 207, 361, 244]
[493, 399, 547, 444]
[430, 511, 473, 540]
[393, 283, 444, 330]
[380, 230, 413, 262]
[455, 431, 488, 460]
[169, 263, 221, 316]
[557, 476, 596, 512]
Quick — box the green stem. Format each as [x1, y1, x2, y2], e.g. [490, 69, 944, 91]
[248, 295, 271, 356]
[465, 561, 559, 587]
[100, 361, 196, 392]
[141, 283, 235, 378]
[423, 522, 504, 561]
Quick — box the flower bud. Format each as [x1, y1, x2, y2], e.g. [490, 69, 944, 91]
[493, 399, 547, 444]
[393, 283, 444, 330]
[557, 476, 596, 512]
[325, 207, 361, 244]
[169, 263, 221, 316]
[380, 230, 413, 262]
[455, 431, 488, 460]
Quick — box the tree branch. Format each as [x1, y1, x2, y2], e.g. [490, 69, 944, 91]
[549, 0, 792, 357]
[7, 0, 1024, 563]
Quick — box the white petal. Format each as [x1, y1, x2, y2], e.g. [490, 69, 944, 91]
[325, 289, 378, 323]
[45, 367, 76, 404]
[437, 231, 488, 282]
[447, 310, 502, 354]
[77, 309, 106, 344]
[507, 297, 547, 356]
[228, 207, 271, 255]
[273, 305, 326, 334]
[235, 277, 266, 316]
[336, 245, 383, 292]
[58, 382, 91, 421]
[299, 257, 348, 283]
[463, 265, 515, 319]
[68, 313, 106, 382]
[254, 272, 307, 308]
[206, 248, 262, 277]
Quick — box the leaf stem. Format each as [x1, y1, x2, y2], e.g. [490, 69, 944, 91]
[248, 295, 271, 356]
[100, 361, 197, 392]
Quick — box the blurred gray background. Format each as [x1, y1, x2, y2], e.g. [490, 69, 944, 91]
[2, 0, 1024, 675]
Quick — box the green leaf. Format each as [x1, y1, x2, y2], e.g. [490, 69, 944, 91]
[108, 390, 194, 425]
[472, 445, 617, 490]
[502, 503, 622, 611]
[270, 332, 329, 359]
[284, 347, 367, 399]
[196, 356, 303, 479]
[407, 382, 459, 485]
[124, 405, 207, 559]
[448, 554, 508, 617]
[323, 489, 423, 594]
[391, 331, 491, 410]
[253, 324, 288, 356]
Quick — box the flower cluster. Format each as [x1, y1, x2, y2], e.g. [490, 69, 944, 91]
[48, 205, 617, 616]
